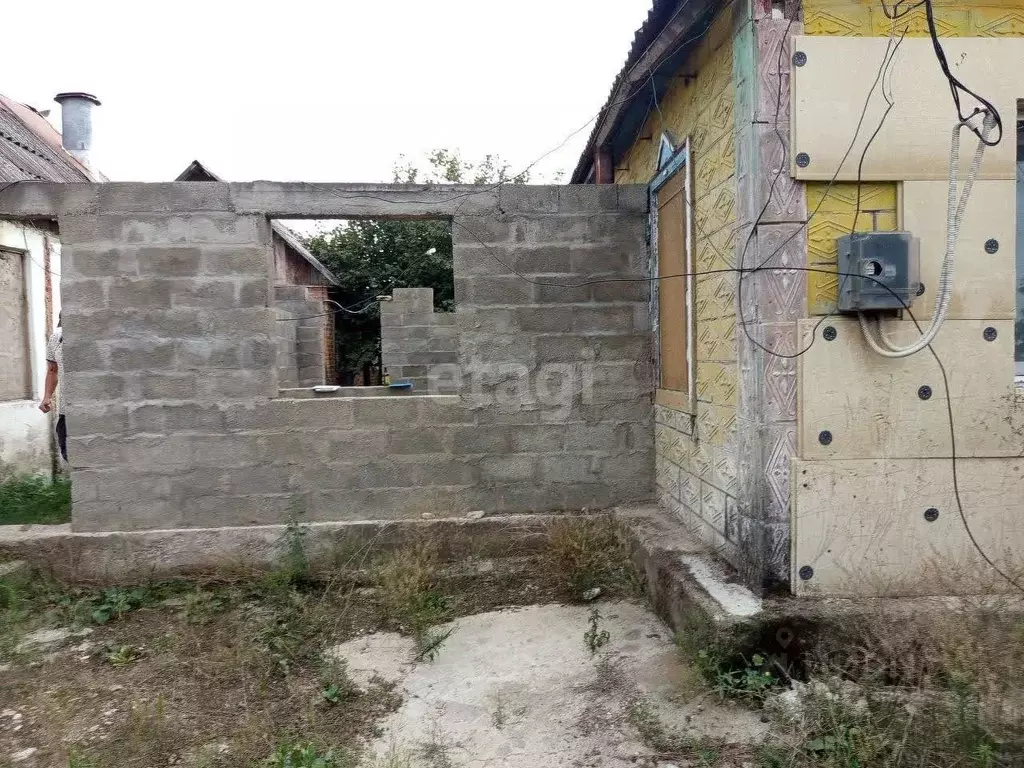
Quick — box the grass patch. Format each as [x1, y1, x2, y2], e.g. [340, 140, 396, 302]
[545, 514, 642, 599]
[0, 473, 71, 525]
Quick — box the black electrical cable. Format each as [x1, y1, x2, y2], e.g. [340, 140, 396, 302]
[922, 0, 1003, 147]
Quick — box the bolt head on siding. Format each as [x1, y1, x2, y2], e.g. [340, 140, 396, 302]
[917, 385, 932, 401]
[795, 153, 811, 168]
[985, 238, 999, 254]
[822, 326, 837, 341]
[983, 327, 998, 342]
[924, 507, 939, 522]
[793, 51, 807, 67]
[818, 430, 832, 446]
[798, 565, 814, 581]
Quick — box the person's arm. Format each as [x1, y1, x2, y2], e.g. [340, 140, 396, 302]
[40, 360, 58, 413]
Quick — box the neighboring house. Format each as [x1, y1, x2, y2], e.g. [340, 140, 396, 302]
[0, 92, 101, 476]
[574, 0, 1024, 595]
[175, 161, 340, 387]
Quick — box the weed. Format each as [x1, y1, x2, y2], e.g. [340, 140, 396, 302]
[704, 652, 777, 703]
[90, 587, 149, 624]
[67, 747, 99, 768]
[104, 644, 142, 666]
[415, 626, 455, 662]
[627, 699, 690, 755]
[419, 723, 457, 768]
[376, 542, 454, 660]
[0, 473, 71, 525]
[265, 741, 353, 768]
[183, 589, 227, 625]
[490, 696, 527, 729]
[545, 515, 641, 599]
[584, 607, 611, 656]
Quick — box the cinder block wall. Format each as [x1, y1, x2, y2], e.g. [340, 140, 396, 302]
[54, 183, 653, 531]
[274, 285, 326, 387]
[381, 287, 457, 391]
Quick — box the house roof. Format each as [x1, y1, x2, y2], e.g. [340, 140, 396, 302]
[175, 160, 339, 286]
[0, 94, 95, 183]
[570, 0, 720, 183]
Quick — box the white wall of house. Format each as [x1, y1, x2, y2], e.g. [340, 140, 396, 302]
[0, 220, 60, 476]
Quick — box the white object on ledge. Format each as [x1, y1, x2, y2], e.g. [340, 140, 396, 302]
[313, 385, 341, 394]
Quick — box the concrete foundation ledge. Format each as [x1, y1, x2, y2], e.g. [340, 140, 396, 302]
[0, 514, 557, 584]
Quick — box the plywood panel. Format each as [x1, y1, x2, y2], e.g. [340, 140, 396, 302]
[658, 171, 689, 395]
[902, 180, 1016, 321]
[791, 456, 1024, 597]
[791, 36, 1022, 181]
[798, 318, 1023, 459]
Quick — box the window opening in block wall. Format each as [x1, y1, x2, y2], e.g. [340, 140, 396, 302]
[275, 218, 454, 389]
[648, 136, 695, 413]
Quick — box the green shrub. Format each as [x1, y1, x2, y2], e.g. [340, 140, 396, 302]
[0, 474, 71, 525]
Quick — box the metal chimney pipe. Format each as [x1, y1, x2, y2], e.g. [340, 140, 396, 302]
[53, 92, 101, 166]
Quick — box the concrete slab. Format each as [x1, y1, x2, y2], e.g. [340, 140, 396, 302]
[328, 602, 767, 768]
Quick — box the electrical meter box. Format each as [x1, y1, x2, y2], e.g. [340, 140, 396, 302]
[836, 232, 921, 313]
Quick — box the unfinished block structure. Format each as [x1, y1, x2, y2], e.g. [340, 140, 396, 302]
[380, 287, 457, 391]
[0, 182, 653, 532]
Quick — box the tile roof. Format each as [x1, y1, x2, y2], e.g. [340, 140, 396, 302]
[0, 95, 93, 183]
[570, 0, 718, 183]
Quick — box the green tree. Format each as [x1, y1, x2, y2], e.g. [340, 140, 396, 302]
[305, 150, 528, 384]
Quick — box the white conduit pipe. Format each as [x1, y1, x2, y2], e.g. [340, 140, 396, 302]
[858, 113, 996, 358]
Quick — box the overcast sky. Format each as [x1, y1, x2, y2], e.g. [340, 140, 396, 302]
[5, 0, 650, 184]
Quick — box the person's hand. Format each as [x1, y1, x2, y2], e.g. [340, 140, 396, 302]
[39, 398, 51, 413]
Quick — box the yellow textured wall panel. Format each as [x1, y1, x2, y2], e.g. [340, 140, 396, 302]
[803, 1, 1024, 37]
[805, 182, 898, 314]
[791, 457, 1024, 597]
[798, 318, 1021, 459]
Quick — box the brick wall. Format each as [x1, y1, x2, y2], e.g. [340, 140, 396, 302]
[381, 287, 457, 392]
[274, 285, 327, 387]
[54, 183, 654, 531]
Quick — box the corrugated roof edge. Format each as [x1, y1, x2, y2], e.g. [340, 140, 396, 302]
[569, 0, 720, 184]
[175, 160, 339, 286]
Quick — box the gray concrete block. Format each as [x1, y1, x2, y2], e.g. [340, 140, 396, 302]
[140, 372, 198, 400]
[241, 338, 276, 369]
[67, 403, 131, 437]
[325, 429, 390, 458]
[63, 278, 108, 309]
[533, 281, 590, 304]
[62, 246, 137, 278]
[197, 370, 275, 399]
[412, 457, 476, 487]
[508, 424, 564, 452]
[496, 185, 559, 213]
[200, 246, 269, 276]
[563, 423, 625, 452]
[136, 247, 201, 277]
[63, 341, 107, 373]
[539, 454, 599, 484]
[352, 397, 420, 427]
[91, 182, 234, 214]
[388, 427, 453, 455]
[617, 185, 650, 213]
[358, 459, 419, 488]
[274, 285, 308, 302]
[572, 305, 636, 334]
[451, 426, 511, 455]
[570, 245, 633, 274]
[60, 213, 261, 246]
[479, 454, 537, 483]
[466, 275, 534, 306]
[72, 468, 172, 504]
[238, 279, 270, 307]
[177, 338, 242, 369]
[557, 185, 619, 212]
[75, 373, 127, 402]
[271, 398, 356, 430]
[140, 403, 225, 434]
[599, 452, 655, 481]
[170, 279, 238, 308]
[591, 282, 650, 303]
[67, 435, 122, 466]
[107, 341, 177, 372]
[205, 308, 274, 336]
[452, 214, 522, 245]
[219, 465, 302, 497]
